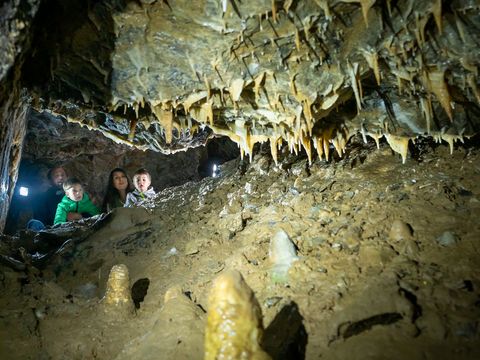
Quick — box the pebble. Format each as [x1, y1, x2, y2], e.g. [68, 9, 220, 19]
[389, 220, 413, 242]
[436, 231, 459, 246]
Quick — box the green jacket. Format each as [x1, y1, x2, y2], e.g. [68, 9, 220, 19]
[54, 193, 100, 225]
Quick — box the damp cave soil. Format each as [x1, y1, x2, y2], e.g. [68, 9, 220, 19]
[1, 137, 480, 360]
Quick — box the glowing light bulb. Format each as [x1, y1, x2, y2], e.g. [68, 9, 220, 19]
[19, 186, 29, 197]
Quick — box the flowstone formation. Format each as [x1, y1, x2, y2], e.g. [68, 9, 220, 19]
[26, 0, 480, 164]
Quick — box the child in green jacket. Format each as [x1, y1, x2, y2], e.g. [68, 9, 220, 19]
[54, 178, 100, 225]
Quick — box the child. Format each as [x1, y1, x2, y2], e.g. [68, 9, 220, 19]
[54, 178, 100, 225]
[125, 168, 156, 207]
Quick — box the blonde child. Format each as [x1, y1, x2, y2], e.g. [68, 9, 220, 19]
[125, 168, 156, 207]
[54, 178, 100, 224]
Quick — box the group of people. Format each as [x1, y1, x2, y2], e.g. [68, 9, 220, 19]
[27, 166, 157, 231]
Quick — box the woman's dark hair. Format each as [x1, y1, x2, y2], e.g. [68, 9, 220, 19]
[102, 168, 132, 212]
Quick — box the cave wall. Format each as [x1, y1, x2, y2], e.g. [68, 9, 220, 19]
[0, 0, 40, 233]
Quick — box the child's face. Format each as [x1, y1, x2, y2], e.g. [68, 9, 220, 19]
[134, 174, 151, 193]
[112, 171, 128, 191]
[65, 184, 84, 202]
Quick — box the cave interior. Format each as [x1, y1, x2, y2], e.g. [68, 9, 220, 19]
[1, 0, 480, 359]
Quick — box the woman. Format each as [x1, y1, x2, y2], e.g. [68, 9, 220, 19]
[102, 168, 132, 212]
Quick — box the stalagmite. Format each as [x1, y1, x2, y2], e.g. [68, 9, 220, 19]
[269, 230, 299, 283]
[102, 264, 134, 314]
[205, 270, 271, 360]
[385, 134, 410, 164]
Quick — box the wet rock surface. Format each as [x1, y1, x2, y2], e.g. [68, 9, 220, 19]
[1, 138, 479, 359]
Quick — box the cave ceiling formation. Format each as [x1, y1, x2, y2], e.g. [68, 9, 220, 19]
[26, 0, 480, 163]
[1, 0, 480, 232]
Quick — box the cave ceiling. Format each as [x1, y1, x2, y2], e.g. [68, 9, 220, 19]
[24, 0, 480, 161]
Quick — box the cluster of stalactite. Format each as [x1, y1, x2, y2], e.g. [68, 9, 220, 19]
[31, 0, 478, 163]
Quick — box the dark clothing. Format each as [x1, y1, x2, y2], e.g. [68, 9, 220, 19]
[33, 187, 64, 226]
[103, 194, 125, 212]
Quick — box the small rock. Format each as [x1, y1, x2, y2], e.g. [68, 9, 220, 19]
[269, 230, 299, 283]
[436, 231, 459, 246]
[293, 176, 303, 190]
[389, 220, 413, 242]
[264, 296, 282, 308]
[185, 240, 200, 255]
[331, 243, 342, 251]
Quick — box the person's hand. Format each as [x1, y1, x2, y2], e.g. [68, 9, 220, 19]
[67, 212, 83, 221]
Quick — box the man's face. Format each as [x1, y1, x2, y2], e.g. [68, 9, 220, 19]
[134, 174, 151, 193]
[65, 184, 84, 202]
[50, 167, 67, 187]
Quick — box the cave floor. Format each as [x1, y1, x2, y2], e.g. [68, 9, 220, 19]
[1, 137, 480, 359]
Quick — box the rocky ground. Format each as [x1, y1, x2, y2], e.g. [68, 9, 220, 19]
[1, 135, 480, 360]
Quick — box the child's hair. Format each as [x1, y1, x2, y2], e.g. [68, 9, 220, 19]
[133, 168, 151, 179]
[63, 177, 83, 191]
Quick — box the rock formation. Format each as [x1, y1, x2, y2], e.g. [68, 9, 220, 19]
[1, 0, 479, 231]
